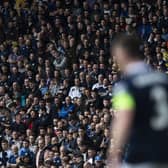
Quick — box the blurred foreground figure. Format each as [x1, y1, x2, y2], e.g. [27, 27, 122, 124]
[107, 34, 168, 168]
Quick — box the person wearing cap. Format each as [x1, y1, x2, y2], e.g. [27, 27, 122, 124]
[53, 153, 62, 167]
[95, 156, 104, 168]
[19, 139, 34, 162]
[17, 151, 32, 168]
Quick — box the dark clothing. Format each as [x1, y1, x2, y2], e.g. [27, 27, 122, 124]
[12, 121, 26, 134]
[30, 88, 42, 98]
[118, 71, 168, 163]
[37, 114, 51, 128]
[36, 148, 46, 167]
[0, 151, 8, 166]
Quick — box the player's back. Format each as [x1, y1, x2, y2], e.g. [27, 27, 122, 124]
[123, 71, 168, 164]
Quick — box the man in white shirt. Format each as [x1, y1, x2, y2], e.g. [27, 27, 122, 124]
[68, 78, 82, 99]
[92, 74, 104, 90]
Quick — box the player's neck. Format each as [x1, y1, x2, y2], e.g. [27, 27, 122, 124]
[123, 60, 148, 75]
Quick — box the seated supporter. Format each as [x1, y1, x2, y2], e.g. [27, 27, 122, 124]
[68, 78, 83, 99]
[58, 96, 75, 119]
[0, 139, 12, 167]
[8, 145, 19, 166]
[52, 50, 67, 70]
[19, 140, 34, 161]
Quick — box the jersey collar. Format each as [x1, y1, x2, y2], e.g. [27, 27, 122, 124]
[125, 61, 152, 76]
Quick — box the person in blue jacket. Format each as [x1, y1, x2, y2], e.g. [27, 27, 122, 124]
[58, 96, 75, 119]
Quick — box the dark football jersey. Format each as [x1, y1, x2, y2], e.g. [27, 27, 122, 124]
[112, 70, 168, 163]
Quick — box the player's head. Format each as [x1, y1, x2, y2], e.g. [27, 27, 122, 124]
[111, 33, 144, 72]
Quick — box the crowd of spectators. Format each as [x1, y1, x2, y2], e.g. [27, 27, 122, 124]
[0, 0, 168, 167]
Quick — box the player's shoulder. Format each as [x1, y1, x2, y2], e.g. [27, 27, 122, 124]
[113, 71, 168, 95]
[130, 71, 168, 88]
[113, 79, 130, 95]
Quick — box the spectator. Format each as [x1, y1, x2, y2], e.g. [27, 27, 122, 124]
[8, 145, 19, 167]
[36, 138, 46, 168]
[0, 139, 12, 167]
[19, 140, 34, 161]
[68, 78, 82, 99]
[52, 50, 67, 70]
[92, 74, 104, 90]
[58, 96, 75, 119]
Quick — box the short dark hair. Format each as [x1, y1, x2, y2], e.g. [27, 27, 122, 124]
[1, 139, 8, 144]
[111, 33, 144, 59]
[23, 139, 29, 143]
